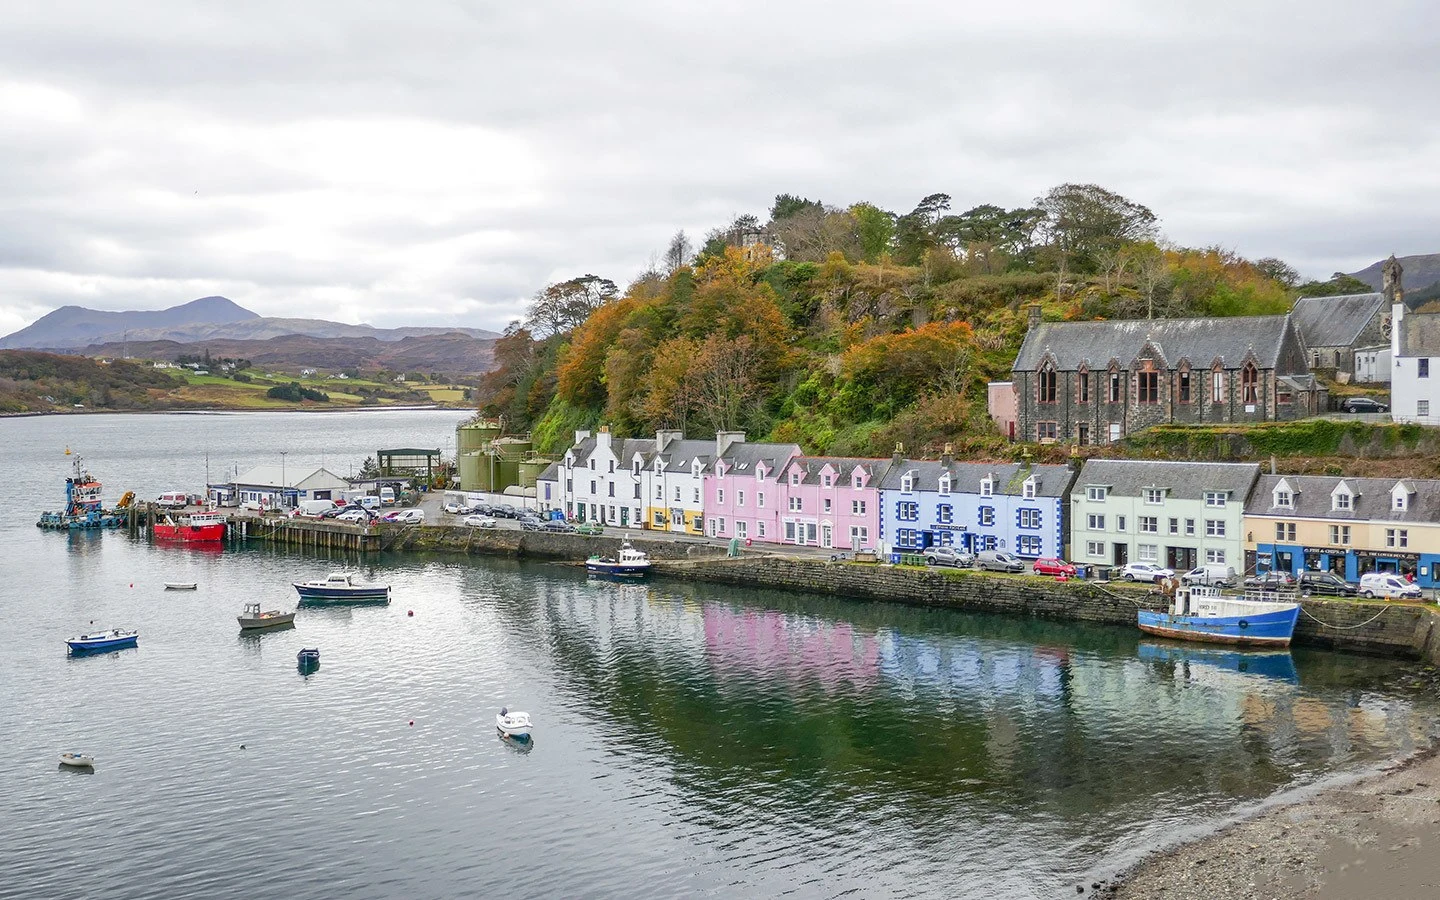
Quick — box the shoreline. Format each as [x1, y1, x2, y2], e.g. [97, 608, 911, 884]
[1107, 739, 1440, 898]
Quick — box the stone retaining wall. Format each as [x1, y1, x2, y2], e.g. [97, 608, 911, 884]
[380, 524, 726, 563]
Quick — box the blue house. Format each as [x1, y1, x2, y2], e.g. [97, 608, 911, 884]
[876, 454, 1075, 559]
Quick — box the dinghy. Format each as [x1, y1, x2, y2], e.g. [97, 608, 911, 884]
[496, 708, 533, 739]
[164, 582, 198, 590]
[59, 752, 95, 768]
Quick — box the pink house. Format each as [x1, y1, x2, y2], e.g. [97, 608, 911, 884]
[704, 436, 800, 544]
[774, 456, 890, 550]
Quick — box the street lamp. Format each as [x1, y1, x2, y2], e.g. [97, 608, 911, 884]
[280, 451, 288, 509]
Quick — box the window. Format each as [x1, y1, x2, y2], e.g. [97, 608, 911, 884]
[633, 484, 641, 499]
[784, 521, 796, 541]
[1087, 513, 1106, 530]
[1178, 370, 1191, 403]
[1022, 479, 1037, 499]
[566, 478, 573, 493]
[937, 504, 953, 524]
[654, 511, 666, 526]
[655, 484, 664, 500]
[633, 461, 640, 475]
[1421, 400, 1432, 417]
[589, 459, 595, 470]
[717, 489, 724, 504]
[896, 501, 918, 521]
[1037, 422, 1058, 441]
[1109, 370, 1122, 403]
[1016, 535, 1042, 556]
[823, 498, 832, 513]
[736, 521, 747, 538]
[608, 460, 615, 473]
[757, 521, 766, 538]
[1275, 522, 1296, 542]
[1116, 515, 1127, 532]
[1275, 490, 1292, 508]
[852, 474, 863, 489]
[1086, 540, 1106, 557]
[1139, 516, 1158, 533]
[1205, 519, 1225, 537]
[978, 507, 995, 526]
[1185, 518, 1196, 536]
[737, 490, 745, 507]
[1386, 528, 1409, 549]
[1329, 524, 1351, 545]
[1019, 508, 1041, 529]
[1077, 423, 1090, 445]
[1211, 369, 1224, 403]
[790, 472, 800, 486]
[1079, 372, 1090, 403]
[850, 525, 867, 545]
[714, 517, 726, 535]
[1241, 363, 1258, 404]
[1333, 491, 1351, 512]
[1394, 492, 1407, 512]
[1143, 488, 1163, 505]
[1168, 517, 1179, 535]
[789, 497, 803, 512]
[1138, 544, 1158, 562]
[1087, 486, 1107, 502]
[901, 475, 914, 493]
[694, 488, 701, 503]
[1421, 359, 1431, 378]
[590, 480, 597, 494]
[1204, 492, 1226, 508]
[1205, 549, 1227, 564]
[980, 478, 994, 498]
[1137, 371, 1158, 404]
[822, 474, 833, 488]
[851, 499, 866, 515]
[938, 475, 951, 496]
[1039, 365, 1057, 403]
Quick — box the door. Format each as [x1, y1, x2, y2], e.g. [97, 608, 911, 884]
[821, 525, 833, 549]
[1113, 543, 1129, 566]
[620, 507, 629, 526]
[1166, 546, 1195, 571]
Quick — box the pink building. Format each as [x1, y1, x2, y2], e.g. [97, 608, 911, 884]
[773, 456, 891, 550]
[704, 437, 800, 544]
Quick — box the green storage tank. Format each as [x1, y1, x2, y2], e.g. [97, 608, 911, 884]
[456, 419, 502, 453]
[459, 450, 502, 492]
[486, 437, 532, 491]
[517, 458, 552, 489]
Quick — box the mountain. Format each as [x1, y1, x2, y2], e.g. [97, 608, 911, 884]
[1348, 253, 1440, 295]
[0, 297, 257, 349]
[0, 297, 501, 350]
[83, 332, 497, 376]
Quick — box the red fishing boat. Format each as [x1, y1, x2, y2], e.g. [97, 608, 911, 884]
[153, 512, 228, 543]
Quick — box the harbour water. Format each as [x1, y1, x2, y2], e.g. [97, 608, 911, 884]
[2, 411, 1438, 899]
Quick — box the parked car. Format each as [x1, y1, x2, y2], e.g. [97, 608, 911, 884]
[462, 514, 497, 528]
[1032, 557, 1077, 577]
[1121, 562, 1175, 583]
[492, 504, 519, 519]
[976, 550, 1025, 573]
[1341, 397, 1389, 413]
[1359, 572, 1422, 600]
[542, 520, 576, 533]
[443, 502, 464, 515]
[1298, 571, 1358, 597]
[384, 509, 425, 524]
[336, 508, 373, 523]
[575, 523, 603, 536]
[517, 516, 543, 532]
[924, 546, 974, 568]
[1244, 571, 1295, 590]
[1181, 563, 1235, 587]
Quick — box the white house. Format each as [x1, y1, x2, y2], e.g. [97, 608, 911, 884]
[557, 427, 656, 527]
[641, 431, 714, 535]
[230, 465, 350, 508]
[1388, 257, 1440, 425]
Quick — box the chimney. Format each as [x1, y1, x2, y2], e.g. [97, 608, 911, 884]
[1269, 454, 1277, 476]
[596, 425, 612, 451]
[892, 441, 904, 465]
[941, 442, 954, 467]
[1026, 304, 1042, 331]
[574, 429, 592, 445]
[716, 430, 745, 458]
[656, 429, 682, 453]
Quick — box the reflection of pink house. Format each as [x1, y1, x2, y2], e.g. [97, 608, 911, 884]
[775, 456, 892, 550]
[703, 435, 800, 543]
[703, 605, 879, 690]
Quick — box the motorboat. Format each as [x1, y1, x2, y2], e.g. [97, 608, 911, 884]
[296, 648, 321, 670]
[59, 752, 95, 768]
[292, 572, 391, 604]
[496, 708, 532, 739]
[1137, 584, 1300, 647]
[164, 582, 198, 591]
[584, 538, 652, 578]
[153, 512, 227, 543]
[238, 602, 296, 630]
[66, 629, 139, 654]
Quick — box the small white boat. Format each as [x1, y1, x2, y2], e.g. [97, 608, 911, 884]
[59, 752, 95, 768]
[164, 582, 198, 591]
[496, 708, 532, 738]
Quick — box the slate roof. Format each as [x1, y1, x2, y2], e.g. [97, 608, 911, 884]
[1013, 315, 1296, 372]
[1291, 293, 1385, 349]
[780, 456, 895, 486]
[877, 461, 1074, 498]
[566, 435, 656, 468]
[651, 439, 715, 474]
[1073, 459, 1259, 501]
[1246, 474, 1440, 524]
[717, 442, 801, 480]
[233, 465, 349, 489]
[536, 461, 560, 483]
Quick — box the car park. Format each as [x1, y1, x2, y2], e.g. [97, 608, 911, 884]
[462, 514, 497, 528]
[1031, 557, 1077, 577]
[1297, 571, 1358, 597]
[1121, 562, 1175, 583]
[923, 546, 973, 568]
[975, 551, 1025, 573]
[1180, 563, 1235, 586]
[1359, 572, 1422, 599]
[1341, 397, 1389, 413]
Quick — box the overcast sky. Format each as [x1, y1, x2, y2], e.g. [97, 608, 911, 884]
[1, 0, 1436, 335]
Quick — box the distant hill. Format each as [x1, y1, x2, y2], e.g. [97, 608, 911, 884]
[84, 332, 497, 376]
[0, 297, 500, 350]
[1348, 253, 1440, 295]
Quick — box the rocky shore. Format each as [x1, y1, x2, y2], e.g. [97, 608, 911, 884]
[1107, 742, 1440, 899]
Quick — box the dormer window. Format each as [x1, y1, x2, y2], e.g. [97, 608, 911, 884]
[791, 472, 801, 486]
[1332, 482, 1353, 512]
[822, 473, 833, 488]
[979, 477, 993, 498]
[1275, 490, 1292, 508]
[1395, 493, 1407, 511]
[1393, 483, 1411, 511]
[852, 473, 862, 489]
[901, 474, 914, 494]
[1022, 477, 1037, 500]
[633, 460, 641, 476]
[938, 475, 951, 496]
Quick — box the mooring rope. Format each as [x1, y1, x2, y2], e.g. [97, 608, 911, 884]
[1300, 604, 1392, 630]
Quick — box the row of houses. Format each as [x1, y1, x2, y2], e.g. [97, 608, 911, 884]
[537, 429, 1440, 587]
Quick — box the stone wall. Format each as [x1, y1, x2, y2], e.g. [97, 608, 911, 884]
[380, 524, 727, 562]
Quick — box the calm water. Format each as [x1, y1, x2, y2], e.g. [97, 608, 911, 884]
[1, 411, 1437, 899]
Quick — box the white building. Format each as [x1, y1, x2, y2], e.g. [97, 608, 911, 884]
[556, 427, 656, 527]
[230, 465, 350, 508]
[643, 431, 714, 535]
[1388, 257, 1440, 425]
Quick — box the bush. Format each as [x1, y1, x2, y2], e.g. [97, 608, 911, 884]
[232, 372, 253, 383]
[266, 382, 329, 402]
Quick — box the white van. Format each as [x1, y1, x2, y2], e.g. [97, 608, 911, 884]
[296, 499, 337, 518]
[379, 486, 396, 506]
[1181, 564, 1235, 587]
[1358, 572, 1422, 600]
[156, 491, 189, 509]
[357, 495, 381, 511]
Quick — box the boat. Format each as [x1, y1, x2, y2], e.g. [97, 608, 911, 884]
[296, 648, 320, 669]
[584, 538, 652, 578]
[238, 602, 296, 630]
[1137, 641, 1299, 683]
[153, 512, 228, 543]
[66, 628, 139, 653]
[1137, 584, 1300, 647]
[164, 582, 198, 591]
[496, 708, 533, 739]
[293, 572, 391, 604]
[59, 752, 95, 768]
[36, 454, 125, 531]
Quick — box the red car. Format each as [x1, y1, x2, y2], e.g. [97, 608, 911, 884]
[1032, 557, 1077, 577]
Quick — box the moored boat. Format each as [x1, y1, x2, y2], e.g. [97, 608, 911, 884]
[165, 582, 198, 590]
[154, 512, 227, 543]
[293, 572, 391, 604]
[238, 602, 296, 630]
[36, 454, 125, 530]
[297, 648, 320, 669]
[585, 538, 652, 578]
[496, 708, 532, 738]
[66, 628, 139, 653]
[1137, 584, 1300, 647]
[59, 752, 95, 768]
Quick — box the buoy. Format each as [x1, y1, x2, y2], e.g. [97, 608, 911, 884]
[240, 744, 246, 750]
[129, 583, 133, 588]
[407, 610, 414, 617]
[409, 720, 414, 726]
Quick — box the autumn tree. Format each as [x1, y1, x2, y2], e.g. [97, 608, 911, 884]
[525, 275, 619, 337]
[663, 230, 693, 273]
[849, 202, 896, 262]
[1035, 183, 1158, 276]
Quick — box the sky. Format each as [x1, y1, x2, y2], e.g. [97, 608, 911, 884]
[1, 0, 1437, 335]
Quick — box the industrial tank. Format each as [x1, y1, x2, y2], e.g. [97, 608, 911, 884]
[492, 438, 533, 491]
[517, 458, 553, 489]
[456, 419, 502, 453]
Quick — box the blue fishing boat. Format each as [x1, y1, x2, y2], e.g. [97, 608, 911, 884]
[37, 454, 126, 530]
[585, 539, 652, 579]
[1137, 641, 1299, 683]
[66, 628, 139, 654]
[1137, 584, 1300, 647]
[293, 572, 391, 604]
[297, 648, 320, 667]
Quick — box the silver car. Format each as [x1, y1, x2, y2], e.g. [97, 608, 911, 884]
[975, 551, 1025, 573]
[924, 546, 974, 568]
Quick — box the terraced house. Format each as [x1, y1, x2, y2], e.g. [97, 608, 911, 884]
[1005, 305, 1325, 444]
[553, 427, 655, 526]
[704, 437, 802, 543]
[640, 430, 714, 535]
[1245, 474, 1440, 588]
[772, 456, 891, 551]
[877, 452, 1073, 559]
[1069, 460, 1258, 573]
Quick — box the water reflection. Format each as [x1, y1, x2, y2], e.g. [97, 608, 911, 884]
[1138, 641, 1299, 683]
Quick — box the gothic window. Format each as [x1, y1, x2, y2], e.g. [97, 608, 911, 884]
[1211, 367, 1224, 403]
[1178, 368, 1191, 403]
[1039, 365, 1057, 403]
[1077, 367, 1089, 403]
[1108, 369, 1122, 403]
[1242, 363, 1258, 404]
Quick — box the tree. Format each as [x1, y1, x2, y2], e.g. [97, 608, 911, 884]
[690, 333, 765, 433]
[525, 275, 619, 337]
[849, 202, 896, 262]
[1294, 272, 1375, 297]
[893, 193, 952, 265]
[1254, 257, 1300, 288]
[1035, 183, 1158, 275]
[769, 194, 824, 222]
[663, 230, 693, 273]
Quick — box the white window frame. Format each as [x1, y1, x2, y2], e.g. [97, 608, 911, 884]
[1143, 488, 1163, 505]
[1086, 540, 1106, 558]
[1205, 549, 1227, 564]
[1204, 491, 1226, 508]
[1137, 544, 1158, 562]
[1087, 513, 1105, 531]
[1205, 519, 1226, 537]
[980, 477, 994, 498]
[1086, 486, 1107, 502]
